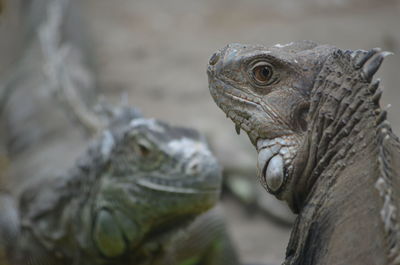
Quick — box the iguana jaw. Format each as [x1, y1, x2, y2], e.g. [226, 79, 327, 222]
[208, 74, 301, 205]
[208, 77, 274, 143]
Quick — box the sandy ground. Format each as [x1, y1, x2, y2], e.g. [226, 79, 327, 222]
[0, 0, 399, 264]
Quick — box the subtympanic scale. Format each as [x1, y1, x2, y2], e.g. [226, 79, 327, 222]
[256, 137, 297, 192]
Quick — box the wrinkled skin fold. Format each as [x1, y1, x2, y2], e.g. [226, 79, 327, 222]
[208, 41, 400, 265]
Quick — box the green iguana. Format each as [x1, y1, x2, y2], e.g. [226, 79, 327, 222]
[0, 0, 240, 264]
[208, 41, 399, 264]
[0, 117, 240, 265]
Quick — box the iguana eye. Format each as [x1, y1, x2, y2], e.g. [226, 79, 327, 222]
[132, 138, 165, 170]
[251, 62, 273, 85]
[137, 143, 150, 157]
[133, 139, 153, 157]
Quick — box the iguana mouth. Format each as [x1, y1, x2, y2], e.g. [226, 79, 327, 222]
[208, 79, 263, 137]
[136, 178, 220, 194]
[209, 78, 261, 108]
[256, 136, 298, 194]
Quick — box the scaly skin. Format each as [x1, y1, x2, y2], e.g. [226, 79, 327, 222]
[208, 41, 400, 264]
[0, 118, 240, 265]
[208, 41, 336, 210]
[0, 1, 240, 264]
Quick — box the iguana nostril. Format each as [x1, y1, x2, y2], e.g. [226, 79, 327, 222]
[187, 160, 201, 174]
[209, 51, 220, 66]
[190, 163, 199, 172]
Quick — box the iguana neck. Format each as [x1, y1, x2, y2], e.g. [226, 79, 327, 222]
[286, 51, 400, 265]
[286, 121, 388, 265]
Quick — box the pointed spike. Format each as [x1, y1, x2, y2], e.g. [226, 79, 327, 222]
[333, 49, 343, 58]
[362, 51, 393, 82]
[344, 50, 353, 56]
[235, 124, 241, 135]
[369, 79, 380, 94]
[373, 89, 383, 105]
[377, 110, 387, 124]
[354, 48, 381, 69]
[351, 49, 367, 59]
[378, 120, 392, 132]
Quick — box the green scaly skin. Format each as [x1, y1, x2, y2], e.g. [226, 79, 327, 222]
[0, 118, 240, 265]
[0, 0, 240, 263]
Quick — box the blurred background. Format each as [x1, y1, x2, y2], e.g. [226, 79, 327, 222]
[0, 0, 399, 264]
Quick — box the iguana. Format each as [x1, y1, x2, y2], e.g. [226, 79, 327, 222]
[0, 117, 240, 265]
[0, 0, 240, 264]
[208, 41, 400, 264]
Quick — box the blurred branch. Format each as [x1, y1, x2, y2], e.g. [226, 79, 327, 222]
[39, 0, 107, 135]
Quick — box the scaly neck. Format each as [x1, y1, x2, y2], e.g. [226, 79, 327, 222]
[286, 50, 400, 265]
[287, 123, 388, 264]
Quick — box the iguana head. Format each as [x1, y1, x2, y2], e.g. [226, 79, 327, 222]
[208, 41, 390, 214]
[14, 117, 222, 262]
[207, 41, 337, 212]
[90, 118, 222, 258]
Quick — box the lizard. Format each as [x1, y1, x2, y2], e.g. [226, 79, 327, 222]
[0, 0, 241, 264]
[0, 116, 240, 265]
[207, 40, 399, 264]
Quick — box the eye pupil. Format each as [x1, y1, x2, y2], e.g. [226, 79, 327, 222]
[261, 67, 270, 78]
[252, 63, 273, 84]
[138, 144, 150, 156]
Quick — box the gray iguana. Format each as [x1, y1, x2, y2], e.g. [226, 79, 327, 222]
[0, 116, 240, 265]
[208, 41, 400, 264]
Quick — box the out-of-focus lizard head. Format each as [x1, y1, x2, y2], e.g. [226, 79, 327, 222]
[92, 118, 222, 258]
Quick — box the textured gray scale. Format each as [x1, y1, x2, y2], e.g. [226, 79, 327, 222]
[208, 40, 397, 265]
